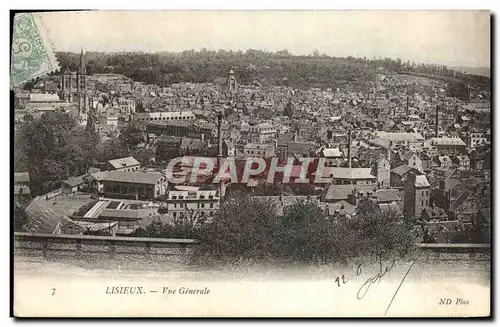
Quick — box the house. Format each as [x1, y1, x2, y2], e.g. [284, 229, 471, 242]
[108, 156, 141, 172]
[248, 122, 277, 143]
[379, 202, 403, 217]
[14, 172, 31, 201]
[447, 191, 479, 224]
[323, 185, 357, 203]
[97, 203, 157, 235]
[24, 199, 85, 235]
[156, 135, 183, 161]
[421, 206, 449, 222]
[167, 188, 220, 221]
[321, 147, 344, 167]
[375, 189, 403, 217]
[222, 139, 236, 157]
[276, 133, 295, 159]
[403, 173, 430, 218]
[390, 165, 421, 188]
[375, 189, 401, 204]
[322, 184, 376, 204]
[425, 137, 466, 155]
[62, 175, 85, 194]
[373, 131, 424, 149]
[84, 170, 167, 200]
[469, 132, 488, 149]
[372, 155, 391, 188]
[435, 155, 453, 168]
[317, 167, 377, 186]
[431, 177, 467, 212]
[401, 151, 422, 173]
[133, 110, 196, 122]
[327, 200, 357, 218]
[286, 142, 317, 160]
[243, 143, 275, 158]
[180, 138, 205, 156]
[453, 154, 470, 170]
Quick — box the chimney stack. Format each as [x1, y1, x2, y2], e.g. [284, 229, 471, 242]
[347, 129, 352, 168]
[406, 95, 409, 115]
[435, 105, 439, 138]
[217, 111, 224, 202]
[217, 112, 223, 163]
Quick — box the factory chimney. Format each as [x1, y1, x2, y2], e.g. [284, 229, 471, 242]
[217, 111, 224, 200]
[347, 129, 352, 168]
[406, 95, 409, 115]
[217, 112, 223, 166]
[435, 105, 439, 138]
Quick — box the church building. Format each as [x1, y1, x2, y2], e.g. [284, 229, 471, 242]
[59, 49, 89, 114]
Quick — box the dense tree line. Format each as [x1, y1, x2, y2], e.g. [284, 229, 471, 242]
[54, 50, 488, 90]
[134, 194, 416, 266]
[14, 113, 151, 196]
[55, 50, 376, 90]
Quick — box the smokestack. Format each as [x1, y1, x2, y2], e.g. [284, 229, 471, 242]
[217, 111, 223, 202]
[435, 105, 439, 138]
[217, 112, 223, 163]
[348, 129, 352, 168]
[406, 95, 409, 115]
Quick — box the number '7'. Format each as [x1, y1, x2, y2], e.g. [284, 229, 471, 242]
[52, 288, 56, 295]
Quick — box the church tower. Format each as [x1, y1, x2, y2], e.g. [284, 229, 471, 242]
[76, 49, 88, 113]
[227, 69, 237, 96]
[60, 67, 73, 102]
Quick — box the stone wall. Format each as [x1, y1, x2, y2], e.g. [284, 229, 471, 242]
[14, 232, 199, 270]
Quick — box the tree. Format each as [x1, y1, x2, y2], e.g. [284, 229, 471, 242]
[122, 125, 145, 148]
[350, 197, 415, 261]
[274, 200, 333, 263]
[284, 100, 294, 118]
[95, 138, 128, 162]
[194, 194, 278, 266]
[13, 203, 29, 232]
[16, 112, 82, 195]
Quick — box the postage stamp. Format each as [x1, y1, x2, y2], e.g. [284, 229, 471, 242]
[10, 13, 59, 86]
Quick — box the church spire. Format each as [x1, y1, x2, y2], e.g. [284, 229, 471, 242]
[78, 48, 87, 75]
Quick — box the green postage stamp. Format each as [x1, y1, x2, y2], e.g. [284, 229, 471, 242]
[11, 13, 59, 86]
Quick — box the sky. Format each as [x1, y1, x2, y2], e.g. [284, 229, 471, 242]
[37, 10, 490, 68]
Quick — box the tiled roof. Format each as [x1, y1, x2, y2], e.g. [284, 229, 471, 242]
[108, 156, 140, 169]
[414, 175, 430, 188]
[319, 167, 375, 180]
[62, 175, 85, 187]
[288, 142, 316, 155]
[391, 165, 414, 177]
[379, 202, 402, 216]
[322, 148, 343, 158]
[25, 200, 74, 234]
[324, 184, 376, 201]
[90, 170, 163, 185]
[374, 131, 424, 142]
[14, 172, 30, 183]
[428, 137, 466, 146]
[376, 189, 401, 203]
[328, 200, 357, 216]
[448, 191, 471, 212]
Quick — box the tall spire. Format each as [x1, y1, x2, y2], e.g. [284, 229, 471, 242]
[78, 48, 86, 75]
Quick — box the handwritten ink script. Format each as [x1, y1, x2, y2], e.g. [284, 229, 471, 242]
[353, 249, 423, 315]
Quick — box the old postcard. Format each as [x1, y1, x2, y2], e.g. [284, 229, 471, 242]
[12, 10, 491, 318]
